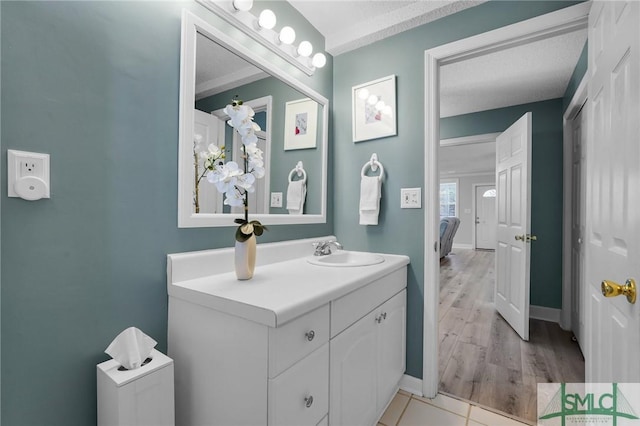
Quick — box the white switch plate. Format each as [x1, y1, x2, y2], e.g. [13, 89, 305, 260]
[270, 192, 283, 208]
[400, 188, 421, 209]
[8, 149, 51, 199]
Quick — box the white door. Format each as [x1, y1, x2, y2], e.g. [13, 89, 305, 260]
[495, 112, 532, 341]
[571, 105, 587, 352]
[475, 185, 497, 250]
[585, 0, 639, 383]
[194, 109, 224, 213]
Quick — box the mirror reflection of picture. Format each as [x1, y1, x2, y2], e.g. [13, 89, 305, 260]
[352, 75, 397, 142]
[295, 112, 308, 135]
[284, 98, 318, 150]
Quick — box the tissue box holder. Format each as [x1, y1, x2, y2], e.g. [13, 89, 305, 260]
[97, 349, 175, 426]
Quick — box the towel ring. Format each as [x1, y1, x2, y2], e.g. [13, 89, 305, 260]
[289, 161, 307, 183]
[361, 153, 384, 180]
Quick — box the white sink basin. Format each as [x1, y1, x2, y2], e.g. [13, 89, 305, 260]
[307, 251, 385, 267]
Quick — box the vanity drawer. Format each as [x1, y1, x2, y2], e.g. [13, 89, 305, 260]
[268, 343, 329, 426]
[331, 268, 406, 338]
[269, 304, 329, 377]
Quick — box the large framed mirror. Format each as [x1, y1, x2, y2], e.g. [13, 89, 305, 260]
[178, 9, 328, 227]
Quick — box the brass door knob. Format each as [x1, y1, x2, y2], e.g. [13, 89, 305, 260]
[601, 278, 636, 304]
[527, 234, 537, 242]
[515, 235, 525, 241]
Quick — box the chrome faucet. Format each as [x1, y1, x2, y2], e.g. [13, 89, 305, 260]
[313, 240, 343, 256]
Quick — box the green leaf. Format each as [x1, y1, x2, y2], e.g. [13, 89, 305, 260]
[235, 226, 251, 242]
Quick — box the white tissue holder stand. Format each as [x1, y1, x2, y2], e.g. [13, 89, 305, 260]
[97, 349, 175, 426]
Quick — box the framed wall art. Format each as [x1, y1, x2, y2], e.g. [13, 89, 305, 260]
[352, 75, 397, 142]
[284, 98, 318, 150]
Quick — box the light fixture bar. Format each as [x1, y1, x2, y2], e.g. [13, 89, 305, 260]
[198, 0, 318, 76]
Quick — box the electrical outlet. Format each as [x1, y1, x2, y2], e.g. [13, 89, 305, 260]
[400, 188, 421, 209]
[270, 192, 283, 208]
[20, 157, 45, 178]
[7, 149, 51, 199]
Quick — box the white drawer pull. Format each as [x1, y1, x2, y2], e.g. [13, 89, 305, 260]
[304, 395, 314, 408]
[305, 330, 315, 341]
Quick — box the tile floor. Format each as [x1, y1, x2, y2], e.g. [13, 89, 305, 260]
[378, 390, 533, 426]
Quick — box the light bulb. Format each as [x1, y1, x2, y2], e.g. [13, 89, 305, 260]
[279, 26, 296, 45]
[258, 9, 276, 30]
[367, 95, 378, 105]
[358, 88, 369, 100]
[232, 0, 253, 12]
[311, 52, 326, 68]
[297, 41, 313, 57]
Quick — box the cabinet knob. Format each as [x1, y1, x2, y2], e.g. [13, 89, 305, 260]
[305, 330, 315, 341]
[382, 312, 387, 320]
[304, 395, 314, 408]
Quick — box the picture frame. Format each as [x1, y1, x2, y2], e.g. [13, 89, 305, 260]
[352, 75, 397, 142]
[284, 98, 318, 150]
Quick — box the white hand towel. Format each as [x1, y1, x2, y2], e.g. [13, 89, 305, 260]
[286, 180, 306, 214]
[359, 176, 381, 225]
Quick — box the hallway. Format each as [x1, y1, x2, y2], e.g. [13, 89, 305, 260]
[438, 249, 585, 422]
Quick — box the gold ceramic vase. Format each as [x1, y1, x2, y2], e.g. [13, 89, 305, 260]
[234, 234, 256, 280]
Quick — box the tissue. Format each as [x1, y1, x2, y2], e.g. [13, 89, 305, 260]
[105, 327, 157, 370]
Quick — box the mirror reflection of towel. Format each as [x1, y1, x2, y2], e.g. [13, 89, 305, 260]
[359, 176, 381, 225]
[287, 180, 306, 214]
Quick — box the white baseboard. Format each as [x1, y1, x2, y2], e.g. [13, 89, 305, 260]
[530, 305, 561, 323]
[452, 243, 472, 250]
[399, 374, 423, 397]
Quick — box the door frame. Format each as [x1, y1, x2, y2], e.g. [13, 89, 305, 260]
[422, 2, 591, 397]
[472, 183, 496, 250]
[561, 74, 588, 331]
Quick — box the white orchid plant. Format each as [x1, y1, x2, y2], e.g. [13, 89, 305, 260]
[195, 97, 267, 242]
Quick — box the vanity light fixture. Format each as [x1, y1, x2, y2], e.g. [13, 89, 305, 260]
[297, 40, 313, 57]
[198, 0, 326, 76]
[257, 9, 276, 30]
[232, 0, 253, 12]
[311, 52, 327, 68]
[278, 26, 296, 45]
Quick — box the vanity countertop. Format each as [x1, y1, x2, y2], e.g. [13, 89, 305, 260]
[168, 249, 409, 328]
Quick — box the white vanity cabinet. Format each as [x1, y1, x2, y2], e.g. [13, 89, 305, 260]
[330, 290, 406, 426]
[167, 237, 409, 426]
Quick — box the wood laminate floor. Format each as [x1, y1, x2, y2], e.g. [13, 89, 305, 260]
[438, 249, 585, 423]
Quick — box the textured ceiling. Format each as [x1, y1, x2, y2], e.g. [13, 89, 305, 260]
[288, 0, 486, 56]
[440, 27, 587, 117]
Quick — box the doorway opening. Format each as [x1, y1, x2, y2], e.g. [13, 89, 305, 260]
[423, 2, 592, 421]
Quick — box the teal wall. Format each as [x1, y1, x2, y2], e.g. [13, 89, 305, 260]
[332, 1, 581, 379]
[441, 99, 565, 308]
[196, 78, 324, 215]
[1, 0, 586, 424]
[0, 1, 331, 425]
[563, 41, 588, 112]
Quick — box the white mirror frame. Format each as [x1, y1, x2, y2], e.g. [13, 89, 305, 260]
[178, 9, 329, 227]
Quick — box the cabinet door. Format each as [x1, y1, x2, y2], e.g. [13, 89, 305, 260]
[329, 309, 378, 426]
[376, 290, 407, 412]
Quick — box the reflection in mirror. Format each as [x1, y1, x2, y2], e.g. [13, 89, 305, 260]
[178, 10, 328, 227]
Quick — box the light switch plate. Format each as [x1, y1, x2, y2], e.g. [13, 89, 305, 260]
[400, 188, 421, 209]
[270, 192, 283, 208]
